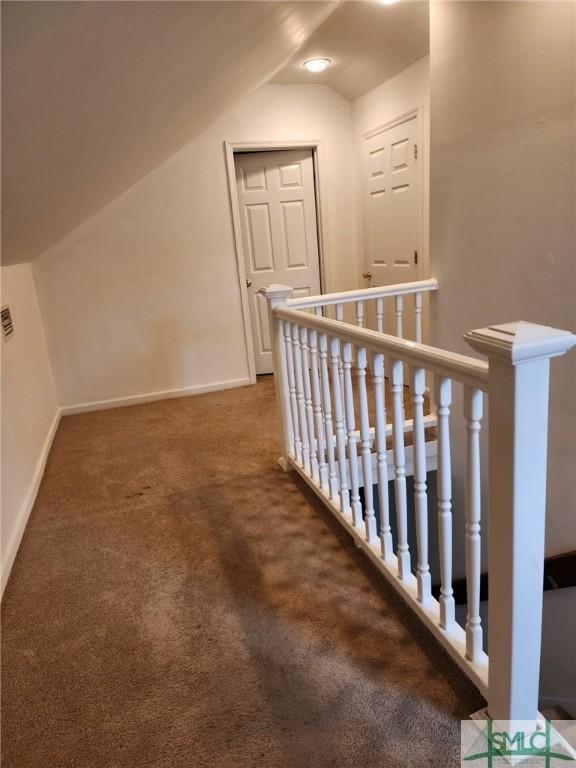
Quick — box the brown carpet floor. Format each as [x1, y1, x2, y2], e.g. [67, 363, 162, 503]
[1, 378, 484, 768]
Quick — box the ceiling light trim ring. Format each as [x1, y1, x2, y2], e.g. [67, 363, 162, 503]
[303, 58, 332, 73]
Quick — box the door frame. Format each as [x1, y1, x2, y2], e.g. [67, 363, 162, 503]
[224, 140, 327, 384]
[361, 106, 425, 282]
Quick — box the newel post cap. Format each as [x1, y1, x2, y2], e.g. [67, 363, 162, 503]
[259, 284, 293, 302]
[464, 321, 576, 364]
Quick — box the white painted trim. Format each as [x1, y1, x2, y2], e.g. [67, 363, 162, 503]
[1, 408, 62, 598]
[60, 377, 251, 415]
[311, 143, 331, 293]
[362, 107, 421, 140]
[224, 142, 258, 385]
[230, 140, 323, 151]
[224, 140, 328, 380]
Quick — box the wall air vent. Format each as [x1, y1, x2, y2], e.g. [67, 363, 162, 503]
[1, 306, 14, 339]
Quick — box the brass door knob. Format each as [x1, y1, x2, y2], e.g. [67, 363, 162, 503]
[362, 271, 372, 280]
[245, 278, 252, 288]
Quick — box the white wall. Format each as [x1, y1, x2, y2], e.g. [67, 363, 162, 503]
[34, 84, 360, 411]
[430, 1, 576, 555]
[352, 56, 430, 282]
[1, 263, 60, 595]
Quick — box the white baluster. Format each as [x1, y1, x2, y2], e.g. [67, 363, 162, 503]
[412, 367, 431, 604]
[355, 300, 365, 328]
[314, 305, 323, 317]
[373, 354, 392, 560]
[414, 292, 423, 344]
[300, 327, 318, 481]
[392, 296, 406, 421]
[335, 303, 347, 435]
[357, 347, 377, 543]
[276, 316, 294, 460]
[343, 342, 363, 529]
[435, 375, 455, 630]
[464, 386, 483, 662]
[309, 330, 328, 492]
[319, 334, 338, 500]
[330, 336, 350, 514]
[262, 285, 294, 469]
[284, 321, 302, 463]
[391, 358, 410, 580]
[292, 323, 310, 473]
[394, 295, 403, 338]
[376, 298, 384, 334]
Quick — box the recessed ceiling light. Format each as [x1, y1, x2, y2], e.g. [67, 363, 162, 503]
[303, 58, 332, 73]
[380, 0, 398, 4]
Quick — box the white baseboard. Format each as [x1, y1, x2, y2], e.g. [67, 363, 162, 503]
[1, 408, 62, 598]
[60, 377, 252, 415]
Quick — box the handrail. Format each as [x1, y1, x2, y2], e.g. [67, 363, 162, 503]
[274, 305, 489, 391]
[286, 278, 438, 309]
[264, 283, 576, 724]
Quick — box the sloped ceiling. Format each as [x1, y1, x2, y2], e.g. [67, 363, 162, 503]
[1, 0, 338, 265]
[272, 0, 429, 101]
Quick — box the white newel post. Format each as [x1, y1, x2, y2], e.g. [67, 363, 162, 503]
[465, 321, 576, 723]
[262, 285, 295, 471]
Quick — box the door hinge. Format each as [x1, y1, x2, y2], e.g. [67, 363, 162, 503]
[414, 250, 419, 265]
[414, 144, 418, 160]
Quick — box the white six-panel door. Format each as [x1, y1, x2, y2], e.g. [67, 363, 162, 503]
[363, 114, 421, 288]
[236, 149, 321, 374]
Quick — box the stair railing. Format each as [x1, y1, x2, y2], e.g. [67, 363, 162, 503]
[288, 277, 438, 342]
[263, 281, 576, 726]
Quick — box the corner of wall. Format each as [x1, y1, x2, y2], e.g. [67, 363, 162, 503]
[1, 262, 61, 599]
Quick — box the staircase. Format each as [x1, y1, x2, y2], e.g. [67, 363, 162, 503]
[262, 279, 576, 726]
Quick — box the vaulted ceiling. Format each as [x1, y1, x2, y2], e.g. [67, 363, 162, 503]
[273, 0, 429, 100]
[1, 0, 429, 267]
[1, 1, 338, 265]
